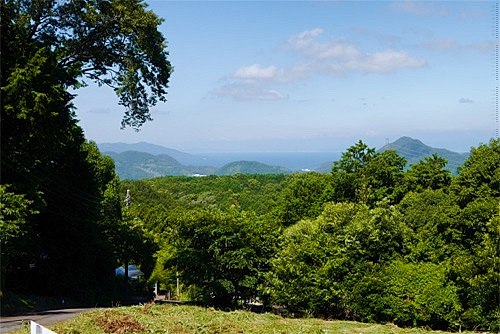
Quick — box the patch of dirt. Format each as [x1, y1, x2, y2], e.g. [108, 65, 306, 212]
[141, 302, 154, 315]
[94, 310, 146, 334]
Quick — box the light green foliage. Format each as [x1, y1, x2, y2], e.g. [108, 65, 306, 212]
[167, 208, 279, 307]
[403, 154, 451, 192]
[128, 174, 287, 215]
[119, 140, 499, 331]
[112, 209, 158, 277]
[331, 141, 406, 205]
[397, 187, 499, 328]
[453, 138, 500, 206]
[332, 140, 376, 203]
[274, 172, 333, 226]
[365, 150, 407, 203]
[268, 202, 406, 317]
[0, 185, 37, 249]
[450, 198, 500, 330]
[352, 261, 462, 327]
[473, 204, 500, 330]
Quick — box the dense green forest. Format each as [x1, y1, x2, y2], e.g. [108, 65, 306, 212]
[116, 139, 500, 331]
[1, 0, 499, 332]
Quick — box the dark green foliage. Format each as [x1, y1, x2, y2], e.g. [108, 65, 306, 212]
[1, 0, 171, 305]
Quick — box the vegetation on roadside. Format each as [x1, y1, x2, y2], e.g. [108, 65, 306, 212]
[12, 303, 479, 334]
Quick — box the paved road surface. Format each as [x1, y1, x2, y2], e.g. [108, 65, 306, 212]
[0, 308, 96, 332]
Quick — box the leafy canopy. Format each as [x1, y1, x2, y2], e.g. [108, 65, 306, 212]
[1, 0, 172, 129]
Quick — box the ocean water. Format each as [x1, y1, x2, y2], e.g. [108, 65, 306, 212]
[197, 152, 341, 171]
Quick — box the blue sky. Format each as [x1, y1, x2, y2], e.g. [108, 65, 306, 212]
[73, 1, 498, 153]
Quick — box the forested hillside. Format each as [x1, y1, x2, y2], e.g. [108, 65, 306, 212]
[106, 151, 292, 179]
[380, 136, 470, 174]
[117, 139, 500, 331]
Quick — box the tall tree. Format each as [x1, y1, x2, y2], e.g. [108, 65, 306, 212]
[1, 0, 172, 192]
[1, 0, 171, 301]
[1, 0, 172, 129]
[274, 172, 333, 226]
[452, 138, 500, 207]
[404, 153, 451, 192]
[168, 208, 277, 307]
[331, 141, 406, 205]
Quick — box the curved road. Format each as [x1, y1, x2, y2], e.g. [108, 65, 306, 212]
[0, 308, 96, 332]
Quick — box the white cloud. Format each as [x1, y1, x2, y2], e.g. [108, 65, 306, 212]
[471, 41, 498, 52]
[286, 28, 360, 60]
[234, 65, 278, 80]
[285, 29, 426, 75]
[233, 64, 308, 83]
[213, 28, 426, 101]
[459, 98, 474, 103]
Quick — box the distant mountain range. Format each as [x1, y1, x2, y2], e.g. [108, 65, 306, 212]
[103, 149, 293, 180]
[98, 142, 209, 166]
[99, 137, 470, 180]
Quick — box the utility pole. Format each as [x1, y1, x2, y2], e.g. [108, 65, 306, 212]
[125, 189, 131, 208]
[124, 189, 131, 300]
[385, 138, 390, 151]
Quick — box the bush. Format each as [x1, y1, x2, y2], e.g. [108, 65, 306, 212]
[351, 260, 462, 329]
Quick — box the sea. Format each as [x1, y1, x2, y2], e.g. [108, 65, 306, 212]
[194, 152, 342, 172]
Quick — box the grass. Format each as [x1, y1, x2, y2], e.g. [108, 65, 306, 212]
[11, 303, 478, 334]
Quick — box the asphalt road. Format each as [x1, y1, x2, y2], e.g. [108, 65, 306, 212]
[0, 308, 96, 332]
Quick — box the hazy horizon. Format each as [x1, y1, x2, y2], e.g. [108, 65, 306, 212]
[97, 135, 477, 155]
